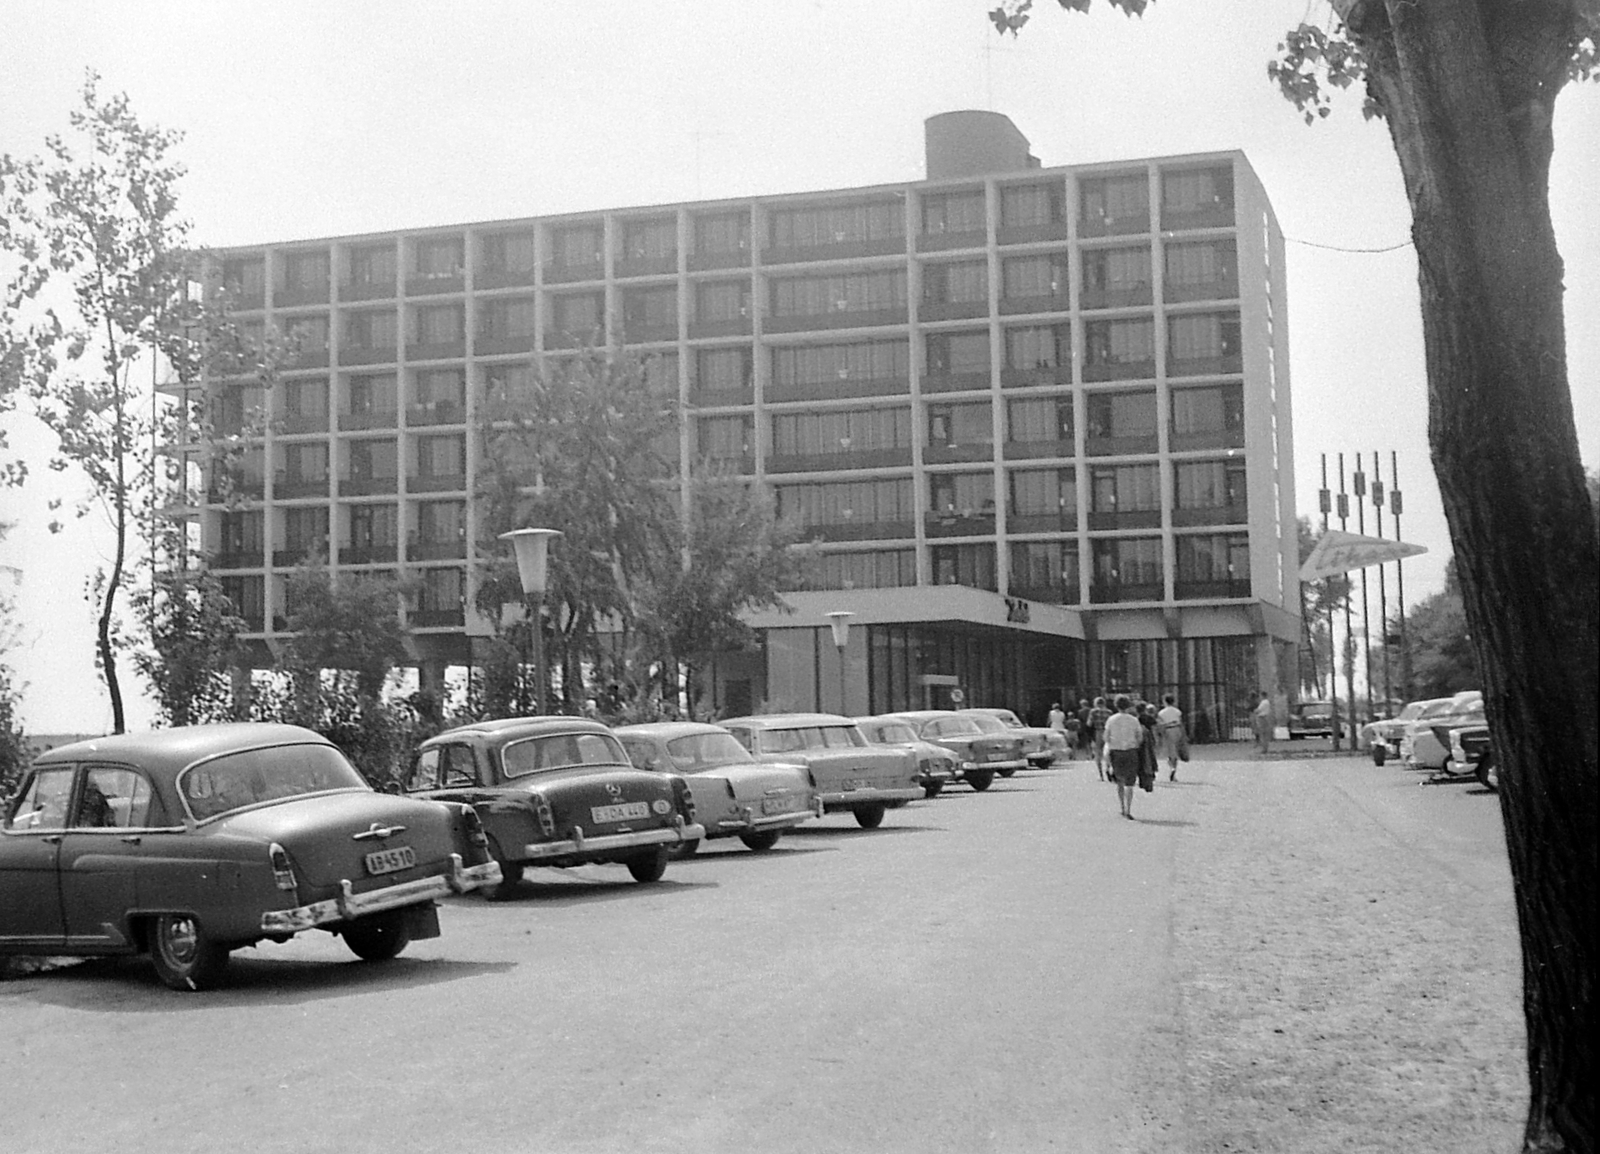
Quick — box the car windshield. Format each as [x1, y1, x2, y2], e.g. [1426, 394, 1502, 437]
[1299, 702, 1333, 718]
[501, 732, 629, 777]
[665, 731, 755, 772]
[991, 711, 1024, 727]
[866, 723, 918, 744]
[178, 743, 367, 821]
[1397, 702, 1426, 720]
[1418, 700, 1460, 720]
[925, 717, 982, 737]
[965, 714, 1008, 734]
[758, 725, 865, 753]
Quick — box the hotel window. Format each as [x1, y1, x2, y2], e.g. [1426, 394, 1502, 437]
[1176, 533, 1250, 584]
[1005, 325, 1068, 370]
[1165, 240, 1236, 294]
[769, 200, 904, 248]
[283, 506, 329, 554]
[214, 386, 267, 437]
[345, 309, 398, 351]
[281, 442, 328, 485]
[222, 256, 264, 299]
[927, 402, 992, 448]
[693, 211, 750, 257]
[622, 286, 677, 333]
[621, 217, 675, 262]
[1084, 317, 1155, 369]
[1006, 397, 1073, 444]
[413, 368, 465, 409]
[551, 223, 604, 269]
[775, 478, 915, 527]
[771, 270, 906, 318]
[346, 373, 397, 419]
[929, 471, 994, 515]
[1171, 383, 1244, 436]
[1009, 468, 1077, 516]
[1168, 313, 1241, 363]
[281, 314, 328, 353]
[219, 510, 264, 559]
[413, 236, 463, 279]
[414, 434, 464, 479]
[479, 230, 538, 275]
[697, 280, 750, 321]
[1010, 540, 1079, 598]
[1174, 460, 1247, 510]
[479, 297, 538, 340]
[280, 250, 329, 294]
[418, 567, 465, 614]
[809, 550, 916, 590]
[348, 504, 398, 550]
[1086, 390, 1158, 440]
[414, 500, 466, 544]
[999, 183, 1065, 228]
[695, 347, 752, 394]
[220, 575, 265, 623]
[550, 292, 603, 336]
[922, 190, 986, 236]
[1001, 253, 1068, 300]
[347, 439, 398, 482]
[1080, 174, 1149, 224]
[925, 330, 990, 375]
[412, 303, 464, 345]
[772, 339, 908, 387]
[347, 243, 397, 290]
[771, 407, 911, 455]
[281, 378, 327, 424]
[923, 261, 988, 304]
[643, 352, 679, 392]
[483, 363, 535, 405]
[696, 415, 752, 462]
[1082, 247, 1151, 294]
[1093, 537, 1163, 588]
[932, 543, 997, 590]
[1162, 167, 1234, 215]
[1091, 464, 1160, 513]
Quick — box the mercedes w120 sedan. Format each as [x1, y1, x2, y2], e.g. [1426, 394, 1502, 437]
[0, 724, 501, 991]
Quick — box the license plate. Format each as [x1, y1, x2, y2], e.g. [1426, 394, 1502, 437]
[840, 779, 861, 791]
[591, 801, 650, 824]
[364, 845, 416, 876]
[761, 797, 795, 815]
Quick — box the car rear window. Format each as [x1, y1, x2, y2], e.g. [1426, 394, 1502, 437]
[179, 743, 367, 821]
[666, 731, 753, 770]
[501, 732, 628, 777]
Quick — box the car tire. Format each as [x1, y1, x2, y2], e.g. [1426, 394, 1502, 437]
[998, 767, 1016, 778]
[740, 829, 782, 852]
[966, 769, 995, 792]
[923, 782, 944, 799]
[148, 914, 230, 992]
[669, 838, 701, 859]
[1476, 757, 1498, 791]
[487, 839, 525, 900]
[627, 846, 669, 883]
[342, 911, 412, 962]
[854, 802, 887, 830]
[1372, 746, 1387, 766]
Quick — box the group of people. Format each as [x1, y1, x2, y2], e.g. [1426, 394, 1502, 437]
[1046, 693, 1188, 820]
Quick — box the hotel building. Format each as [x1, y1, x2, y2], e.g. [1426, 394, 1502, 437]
[180, 112, 1299, 738]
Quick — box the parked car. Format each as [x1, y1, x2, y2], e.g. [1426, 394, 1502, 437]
[1287, 700, 1336, 740]
[406, 717, 703, 895]
[1448, 724, 1497, 790]
[876, 710, 1028, 792]
[0, 723, 501, 991]
[853, 715, 962, 798]
[1361, 697, 1451, 765]
[613, 721, 821, 853]
[957, 707, 1067, 769]
[719, 713, 924, 828]
[1402, 691, 1483, 770]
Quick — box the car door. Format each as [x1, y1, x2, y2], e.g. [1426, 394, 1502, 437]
[58, 764, 156, 951]
[0, 764, 76, 950]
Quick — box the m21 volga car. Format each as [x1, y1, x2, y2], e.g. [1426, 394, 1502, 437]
[879, 711, 1029, 792]
[613, 721, 821, 853]
[853, 715, 961, 799]
[0, 724, 501, 991]
[406, 718, 704, 894]
[717, 713, 923, 829]
[958, 707, 1067, 770]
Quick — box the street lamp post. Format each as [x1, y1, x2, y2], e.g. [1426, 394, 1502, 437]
[826, 610, 854, 715]
[500, 528, 562, 715]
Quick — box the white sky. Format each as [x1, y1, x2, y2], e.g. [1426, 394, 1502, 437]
[2, 0, 1597, 735]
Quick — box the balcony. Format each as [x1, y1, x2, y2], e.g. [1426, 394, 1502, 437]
[411, 608, 466, 628]
[1003, 437, 1074, 461]
[543, 259, 604, 284]
[338, 278, 395, 303]
[407, 401, 466, 427]
[766, 375, 907, 403]
[276, 542, 327, 567]
[1007, 512, 1077, 534]
[999, 367, 1067, 389]
[765, 447, 913, 474]
[274, 475, 328, 499]
[1164, 275, 1238, 305]
[338, 409, 398, 432]
[1090, 581, 1164, 604]
[213, 550, 264, 570]
[339, 544, 398, 565]
[1087, 509, 1162, 531]
[339, 343, 397, 367]
[688, 246, 750, 272]
[1077, 212, 1150, 239]
[917, 228, 986, 254]
[763, 306, 907, 334]
[924, 511, 996, 538]
[405, 339, 466, 362]
[996, 222, 1070, 246]
[407, 473, 466, 494]
[688, 316, 751, 340]
[999, 293, 1071, 317]
[762, 237, 904, 266]
[1084, 433, 1159, 457]
[1171, 503, 1248, 528]
[920, 371, 990, 396]
[275, 284, 329, 308]
[1009, 583, 1078, 605]
[1175, 578, 1252, 600]
[619, 322, 678, 346]
[920, 299, 987, 322]
[923, 442, 993, 466]
[807, 519, 916, 543]
[688, 385, 754, 408]
[409, 539, 467, 561]
[1082, 357, 1155, 383]
[1169, 427, 1245, 453]
[338, 475, 399, 497]
[475, 266, 537, 291]
[1079, 285, 1152, 311]
[405, 272, 464, 297]
[1160, 203, 1234, 232]
[615, 253, 677, 279]
[277, 412, 329, 436]
[1168, 353, 1243, 379]
[286, 346, 330, 370]
[476, 332, 537, 357]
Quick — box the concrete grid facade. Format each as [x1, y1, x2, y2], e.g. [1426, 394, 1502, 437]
[178, 112, 1299, 736]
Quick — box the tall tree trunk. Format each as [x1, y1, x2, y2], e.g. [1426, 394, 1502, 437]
[1350, 3, 1598, 1149]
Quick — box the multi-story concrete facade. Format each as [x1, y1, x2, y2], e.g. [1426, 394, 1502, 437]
[181, 112, 1298, 739]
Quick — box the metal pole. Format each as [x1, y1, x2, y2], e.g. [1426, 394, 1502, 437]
[529, 592, 547, 714]
[1337, 454, 1355, 742]
[1391, 451, 1409, 701]
[1372, 451, 1391, 717]
[1320, 455, 1339, 749]
[1353, 458, 1372, 728]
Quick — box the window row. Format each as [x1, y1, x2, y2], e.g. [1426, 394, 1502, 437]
[217, 567, 468, 631]
[212, 501, 472, 567]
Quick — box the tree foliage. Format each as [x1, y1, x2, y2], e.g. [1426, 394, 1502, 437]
[129, 539, 246, 728]
[1296, 515, 1351, 696]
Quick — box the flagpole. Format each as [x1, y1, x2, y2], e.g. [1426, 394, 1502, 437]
[1353, 458, 1373, 730]
[1371, 451, 1391, 716]
[1319, 455, 1339, 750]
[1337, 454, 1356, 744]
[1391, 451, 1409, 702]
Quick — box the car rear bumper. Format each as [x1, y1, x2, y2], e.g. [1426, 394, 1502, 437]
[712, 797, 822, 837]
[969, 758, 1028, 773]
[261, 854, 501, 934]
[820, 785, 923, 807]
[521, 822, 706, 860]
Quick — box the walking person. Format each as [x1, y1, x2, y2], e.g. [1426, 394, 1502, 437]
[1087, 696, 1113, 779]
[1047, 701, 1067, 733]
[1104, 695, 1145, 819]
[1156, 693, 1186, 781]
[1075, 699, 1092, 760]
[1252, 690, 1274, 754]
[1137, 701, 1159, 792]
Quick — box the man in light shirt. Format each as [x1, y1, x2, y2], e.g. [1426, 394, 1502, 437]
[1103, 694, 1146, 820]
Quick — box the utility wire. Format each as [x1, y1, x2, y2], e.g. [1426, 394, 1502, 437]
[1285, 235, 1413, 254]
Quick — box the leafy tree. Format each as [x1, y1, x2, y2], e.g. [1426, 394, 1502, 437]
[129, 528, 246, 727]
[1377, 560, 1479, 700]
[0, 72, 203, 734]
[0, 522, 26, 792]
[991, 5, 1600, 1148]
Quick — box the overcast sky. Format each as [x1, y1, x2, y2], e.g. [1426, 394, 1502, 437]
[2, 0, 1596, 735]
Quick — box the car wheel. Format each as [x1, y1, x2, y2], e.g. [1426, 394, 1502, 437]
[740, 829, 782, 852]
[669, 838, 701, 859]
[1476, 757, 1498, 791]
[148, 914, 230, 992]
[1372, 746, 1387, 766]
[923, 781, 944, 799]
[966, 769, 995, 792]
[997, 767, 1016, 778]
[342, 911, 411, 962]
[627, 846, 669, 883]
[852, 802, 886, 829]
[486, 837, 525, 900]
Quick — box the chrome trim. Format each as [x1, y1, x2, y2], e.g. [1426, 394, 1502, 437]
[259, 854, 501, 934]
[817, 785, 923, 805]
[521, 823, 705, 860]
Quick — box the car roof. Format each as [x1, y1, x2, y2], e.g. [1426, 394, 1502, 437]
[612, 721, 730, 740]
[719, 713, 855, 728]
[422, 716, 616, 746]
[30, 723, 333, 778]
[958, 707, 1013, 716]
[879, 710, 960, 722]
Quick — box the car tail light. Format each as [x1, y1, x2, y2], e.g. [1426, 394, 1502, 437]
[459, 804, 489, 849]
[725, 779, 737, 800]
[806, 769, 818, 790]
[268, 842, 297, 891]
[670, 776, 697, 824]
[529, 791, 556, 837]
